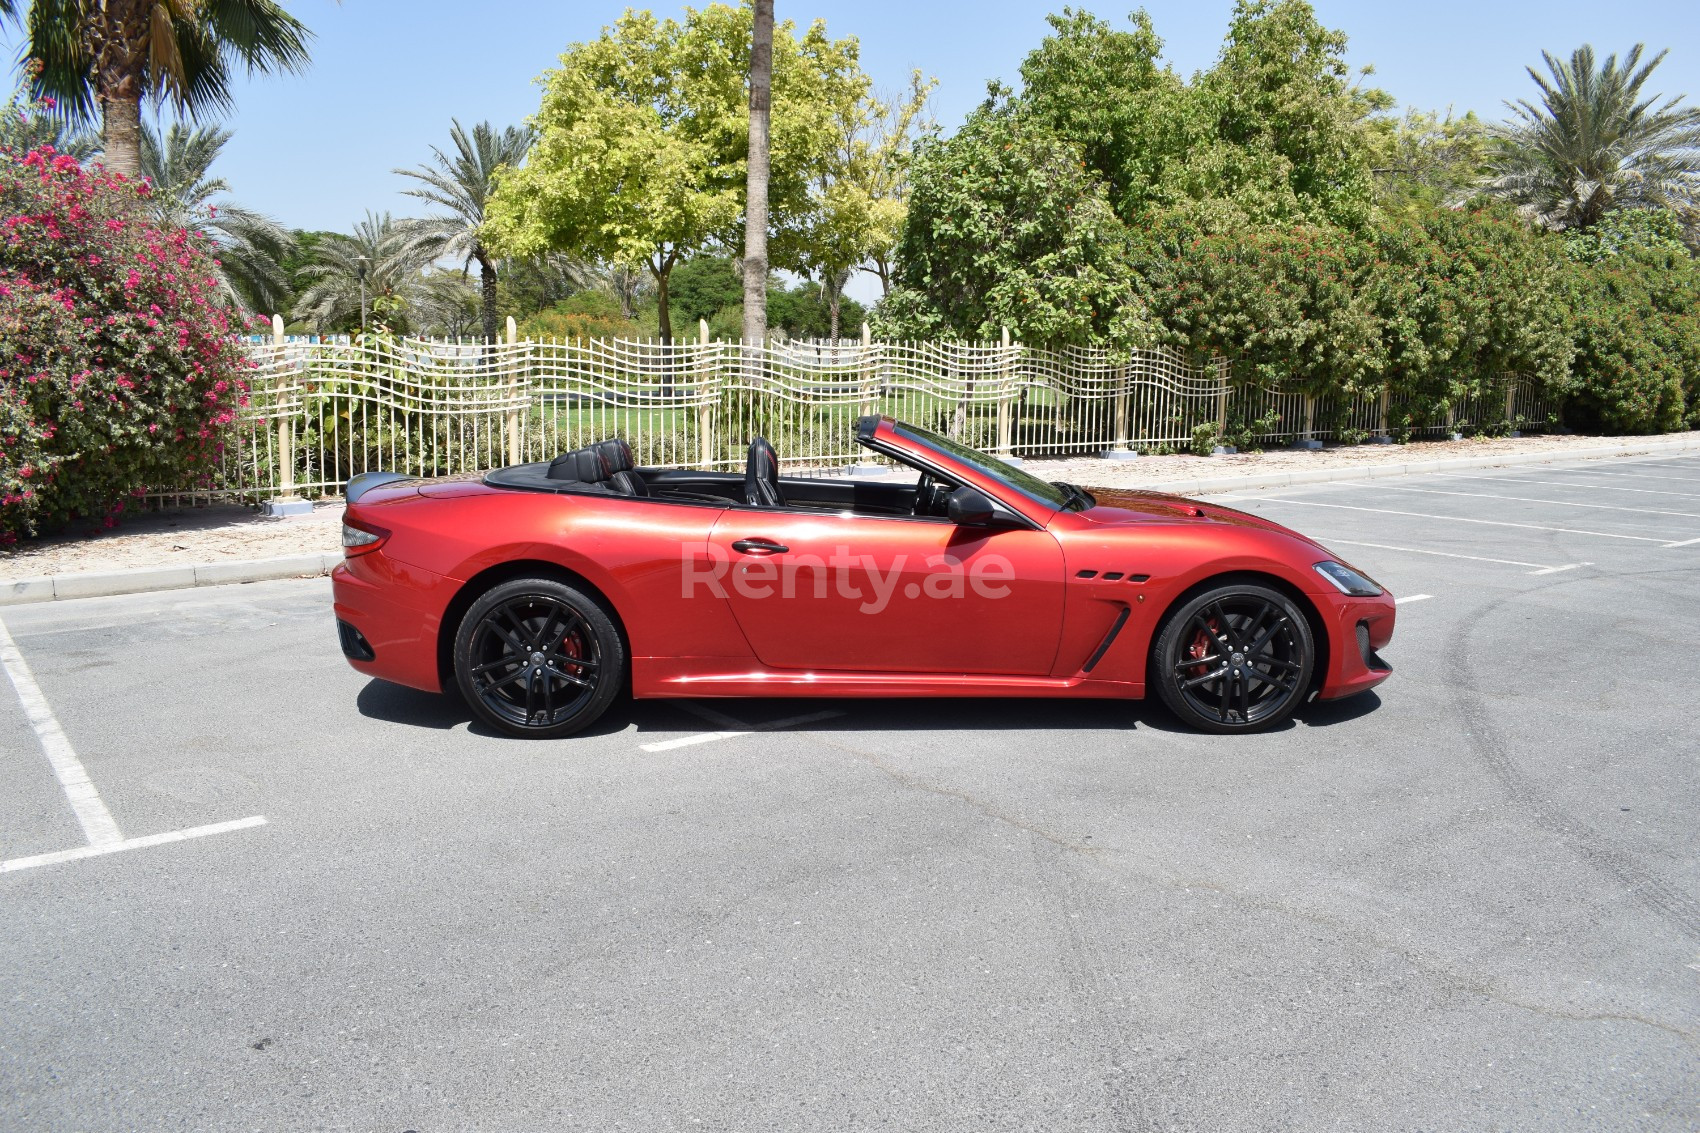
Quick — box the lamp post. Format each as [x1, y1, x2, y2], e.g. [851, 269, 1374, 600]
[356, 256, 369, 334]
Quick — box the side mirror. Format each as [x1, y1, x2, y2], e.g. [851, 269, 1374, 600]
[946, 486, 996, 527]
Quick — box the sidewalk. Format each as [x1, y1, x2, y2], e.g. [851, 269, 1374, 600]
[4, 430, 1698, 605]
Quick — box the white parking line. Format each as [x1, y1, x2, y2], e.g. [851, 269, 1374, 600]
[1394, 594, 1433, 605]
[1, 817, 269, 874]
[1365, 483, 1700, 521]
[0, 611, 267, 875]
[1559, 467, 1700, 485]
[1449, 474, 1700, 502]
[1315, 537, 1585, 575]
[0, 613, 123, 846]
[1242, 497, 1671, 543]
[640, 704, 847, 753]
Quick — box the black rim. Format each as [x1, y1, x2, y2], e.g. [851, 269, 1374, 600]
[1168, 595, 1306, 727]
[467, 594, 601, 730]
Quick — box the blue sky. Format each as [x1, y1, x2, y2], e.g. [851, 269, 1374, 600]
[6, 0, 1699, 298]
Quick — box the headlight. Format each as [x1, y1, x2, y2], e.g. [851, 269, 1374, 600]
[1313, 560, 1382, 596]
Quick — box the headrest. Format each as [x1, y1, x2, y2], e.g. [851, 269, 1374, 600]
[546, 448, 610, 482]
[595, 438, 635, 473]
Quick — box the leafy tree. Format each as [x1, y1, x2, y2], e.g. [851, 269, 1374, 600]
[1016, 7, 1195, 221]
[787, 69, 935, 330]
[879, 97, 1151, 349]
[1486, 44, 1700, 235]
[496, 251, 602, 320]
[1561, 206, 1692, 262]
[19, 0, 312, 178]
[1366, 107, 1489, 217]
[1185, 0, 1384, 230]
[138, 120, 289, 313]
[483, 4, 867, 342]
[291, 212, 437, 334]
[767, 277, 864, 339]
[395, 119, 534, 342]
[667, 253, 743, 326]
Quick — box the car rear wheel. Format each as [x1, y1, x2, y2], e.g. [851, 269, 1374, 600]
[453, 577, 625, 739]
[1151, 583, 1314, 734]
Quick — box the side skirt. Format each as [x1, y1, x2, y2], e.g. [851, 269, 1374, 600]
[632, 658, 1141, 700]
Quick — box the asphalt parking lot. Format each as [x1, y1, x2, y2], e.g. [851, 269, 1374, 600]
[3, 453, 1698, 1132]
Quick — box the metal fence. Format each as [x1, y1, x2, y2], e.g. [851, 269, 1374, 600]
[159, 321, 1559, 505]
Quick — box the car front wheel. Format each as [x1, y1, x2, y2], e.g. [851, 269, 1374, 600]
[453, 577, 625, 739]
[1151, 583, 1314, 733]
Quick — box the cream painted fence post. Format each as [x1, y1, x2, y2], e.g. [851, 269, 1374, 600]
[996, 325, 1014, 455]
[260, 314, 312, 515]
[859, 321, 875, 419]
[698, 318, 715, 468]
[1504, 378, 1517, 432]
[505, 316, 522, 466]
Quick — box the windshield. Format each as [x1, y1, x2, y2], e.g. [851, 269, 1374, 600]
[890, 422, 1085, 511]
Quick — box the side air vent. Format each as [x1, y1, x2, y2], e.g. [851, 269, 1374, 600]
[1101, 571, 1124, 581]
[1076, 569, 1098, 579]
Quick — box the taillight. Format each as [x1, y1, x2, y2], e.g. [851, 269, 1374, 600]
[341, 520, 388, 557]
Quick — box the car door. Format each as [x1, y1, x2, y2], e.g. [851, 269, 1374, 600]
[704, 507, 1066, 675]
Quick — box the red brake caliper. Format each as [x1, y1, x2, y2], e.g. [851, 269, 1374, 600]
[1186, 618, 1220, 679]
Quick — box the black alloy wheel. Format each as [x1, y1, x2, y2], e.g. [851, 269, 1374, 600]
[453, 577, 625, 739]
[1152, 583, 1315, 733]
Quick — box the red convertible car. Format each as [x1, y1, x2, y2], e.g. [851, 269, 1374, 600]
[331, 417, 1394, 738]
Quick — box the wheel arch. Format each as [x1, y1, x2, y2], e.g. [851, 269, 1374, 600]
[1145, 569, 1331, 696]
[436, 559, 631, 692]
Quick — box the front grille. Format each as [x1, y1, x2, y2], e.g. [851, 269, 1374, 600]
[337, 619, 375, 662]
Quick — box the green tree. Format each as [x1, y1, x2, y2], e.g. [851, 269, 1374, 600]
[395, 119, 535, 342]
[1366, 107, 1489, 218]
[138, 120, 289, 313]
[667, 253, 743, 326]
[1486, 44, 1700, 235]
[19, 0, 312, 179]
[291, 212, 438, 335]
[879, 97, 1150, 349]
[1185, 0, 1384, 230]
[1016, 7, 1196, 221]
[483, 3, 867, 342]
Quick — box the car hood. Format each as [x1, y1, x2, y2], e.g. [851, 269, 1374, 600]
[1077, 485, 1327, 547]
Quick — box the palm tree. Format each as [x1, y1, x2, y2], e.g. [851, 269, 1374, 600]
[1, 69, 100, 159]
[394, 119, 533, 342]
[1486, 44, 1700, 231]
[741, 0, 773, 342]
[292, 212, 438, 334]
[21, 0, 312, 179]
[138, 120, 289, 312]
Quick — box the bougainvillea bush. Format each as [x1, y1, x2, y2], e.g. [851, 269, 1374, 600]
[0, 146, 251, 542]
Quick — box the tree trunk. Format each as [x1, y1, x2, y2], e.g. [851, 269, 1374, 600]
[827, 277, 842, 339]
[475, 246, 500, 343]
[741, 0, 774, 344]
[101, 90, 143, 180]
[655, 265, 672, 345]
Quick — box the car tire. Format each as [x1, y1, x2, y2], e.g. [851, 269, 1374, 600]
[453, 577, 625, 739]
[1151, 582, 1314, 734]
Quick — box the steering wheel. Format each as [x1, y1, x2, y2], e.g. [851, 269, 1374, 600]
[744, 437, 785, 507]
[914, 472, 952, 517]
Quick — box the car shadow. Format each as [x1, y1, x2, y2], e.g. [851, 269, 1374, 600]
[356, 679, 1383, 741]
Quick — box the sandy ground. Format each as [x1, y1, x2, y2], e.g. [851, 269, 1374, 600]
[4, 430, 1695, 580]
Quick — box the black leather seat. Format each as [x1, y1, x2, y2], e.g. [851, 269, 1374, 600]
[546, 448, 610, 483]
[744, 437, 785, 507]
[596, 439, 648, 497]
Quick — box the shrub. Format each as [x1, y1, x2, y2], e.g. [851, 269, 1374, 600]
[519, 290, 639, 340]
[0, 147, 251, 541]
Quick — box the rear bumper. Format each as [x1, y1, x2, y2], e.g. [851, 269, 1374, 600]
[330, 552, 449, 693]
[1315, 591, 1396, 701]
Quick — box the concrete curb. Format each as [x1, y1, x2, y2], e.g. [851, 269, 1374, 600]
[0, 552, 342, 608]
[3, 436, 1697, 607]
[1118, 436, 1700, 498]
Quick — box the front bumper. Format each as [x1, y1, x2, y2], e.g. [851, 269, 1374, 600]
[1314, 591, 1396, 701]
